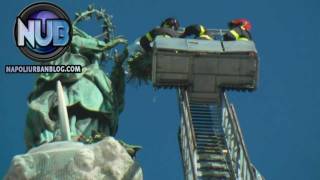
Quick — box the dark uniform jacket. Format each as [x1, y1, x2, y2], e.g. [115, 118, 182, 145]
[223, 26, 252, 41]
[180, 24, 212, 40]
[140, 27, 178, 52]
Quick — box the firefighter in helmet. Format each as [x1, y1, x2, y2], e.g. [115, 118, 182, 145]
[139, 17, 180, 52]
[180, 24, 213, 40]
[223, 18, 252, 41]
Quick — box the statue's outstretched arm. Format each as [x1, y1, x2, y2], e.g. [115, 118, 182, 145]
[99, 36, 128, 51]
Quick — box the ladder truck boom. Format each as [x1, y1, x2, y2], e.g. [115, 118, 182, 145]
[151, 29, 264, 180]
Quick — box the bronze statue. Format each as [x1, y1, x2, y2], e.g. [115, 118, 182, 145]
[25, 5, 128, 149]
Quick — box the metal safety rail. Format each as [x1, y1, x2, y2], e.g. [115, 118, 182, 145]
[176, 29, 227, 40]
[222, 94, 264, 180]
[178, 90, 264, 180]
[178, 89, 198, 180]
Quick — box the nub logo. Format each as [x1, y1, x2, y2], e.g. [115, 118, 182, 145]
[14, 2, 72, 62]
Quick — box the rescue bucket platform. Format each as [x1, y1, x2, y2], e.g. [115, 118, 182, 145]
[152, 36, 259, 102]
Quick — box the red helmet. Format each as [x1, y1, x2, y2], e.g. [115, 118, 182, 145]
[229, 18, 252, 31]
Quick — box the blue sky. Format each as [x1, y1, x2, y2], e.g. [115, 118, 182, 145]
[1, 0, 320, 179]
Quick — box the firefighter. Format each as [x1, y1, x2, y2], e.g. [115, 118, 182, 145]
[139, 17, 180, 52]
[180, 24, 213, 40]
[223, 18, 252, 41]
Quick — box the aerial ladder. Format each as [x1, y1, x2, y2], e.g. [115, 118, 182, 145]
[151, 29, 264, 180]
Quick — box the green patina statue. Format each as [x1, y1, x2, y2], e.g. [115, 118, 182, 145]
[25, 6, 129, 149]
